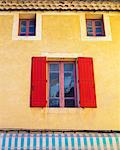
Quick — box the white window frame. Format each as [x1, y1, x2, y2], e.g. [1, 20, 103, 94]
[80, 13, 112, 41]
[12, 13, 42, 40]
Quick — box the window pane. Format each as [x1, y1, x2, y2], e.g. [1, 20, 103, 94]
[64, 64, 74, 98]
[20, 21, 26, 33]
[64, 64, 73, 72]
[96, 28, 102, 33]
[49, 72, 59, 97]
[95, 21, 102, 26]
[49, 98, 59, 107]
[50, 64, 59, 72]
[65, 99, 75, 107]
[87, 27, 93, 32]
[21, 20, 26, 26]
[29, 26, 35, 33]
[64, 72, 74, 97]
[87, 20, 92, 26]
[29, 20, 35, 26]
[29, 20, 35, 34]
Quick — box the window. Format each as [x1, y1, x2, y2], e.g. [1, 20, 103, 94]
[48, 62, 77, 107]
[80, 14, 112, 41]
[86, 19, 105, 36]
[12, 13, 42, 40]
[19, 19, 36, 36]
[30, 57, 97, 108]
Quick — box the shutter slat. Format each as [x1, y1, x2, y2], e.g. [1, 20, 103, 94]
[30, 57, 46, 107]
[78, 57, 96, 108]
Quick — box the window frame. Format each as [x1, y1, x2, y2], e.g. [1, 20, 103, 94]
[19, 19, 36, 36]
[80, 14, 112, 41]
[86, 19, 105, 37]
[12, 13, 42, 40]
[48, 61, 78, 108]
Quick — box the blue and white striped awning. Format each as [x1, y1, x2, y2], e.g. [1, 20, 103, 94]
[0, 132, 120, 149]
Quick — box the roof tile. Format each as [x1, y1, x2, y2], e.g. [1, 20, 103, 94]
[0, 0, 120, 11]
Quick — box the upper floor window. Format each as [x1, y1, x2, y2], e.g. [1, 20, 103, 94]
[19, 19, 36, 36]
[12, 13, 42, 40]
[80, 13, 112, 41]
[86, 19, 105, 36]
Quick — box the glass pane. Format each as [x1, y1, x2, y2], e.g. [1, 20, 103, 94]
[49, 64, 60, 107]
[29, 20, 35, 26]
[87, 27, 93, 32]
[21, 20, 26, 26]
[49, 73, 59, 97]
[95, 21, 102, 26]
[29, 20, 35, 34]
[64, 72, 74, 97]
[96, 28, 102, 33]
[20, 21, 26, 33]
[65, 99, 75, 107]
[64, 64, 73, 72]
[29, 26, 35, 33]
[50, 64, 59, 72]
[49, 98, 59, 107]
[87, 20, 92, 26]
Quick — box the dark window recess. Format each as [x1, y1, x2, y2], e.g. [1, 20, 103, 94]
[86, 19, 105, 36]
[19, 19, 36, 36]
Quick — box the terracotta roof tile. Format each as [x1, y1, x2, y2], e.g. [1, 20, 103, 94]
[0, 0, 120, 11]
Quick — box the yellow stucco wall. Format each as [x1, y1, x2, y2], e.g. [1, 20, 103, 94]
[0, 12, 120, 130]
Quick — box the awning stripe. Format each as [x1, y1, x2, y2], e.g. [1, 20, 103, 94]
[77, 134, 81, 149]
[71, 134, 74, 150]
[83, 134, 88, 149]
[52, 133, 55, 149]
[115, 133, 120, 149]
[45, 133, 49, 149]
[2, 133, 6, 149]
[89, 134, 94, 148]
[102, 133, 107, 149]
[0, 133, 120, 149]
[108, 134, 113, 149]
[95, 134, 101, 150]
[14, 133, 18, 150]
[33, 134, 36, 149]
[58, 134, 62, 149]
[40, 133, 42, 149]
[21, 133, 24, 149]
[27, 133, 30, 149]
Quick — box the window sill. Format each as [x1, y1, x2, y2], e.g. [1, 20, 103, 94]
[46, 108, 82, 114]
[81, 36, 112, 41]
[12, 36, 41, 41]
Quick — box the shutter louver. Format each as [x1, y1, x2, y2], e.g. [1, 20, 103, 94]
[78, 57, 96, 108]
[30, 57, 47, 107]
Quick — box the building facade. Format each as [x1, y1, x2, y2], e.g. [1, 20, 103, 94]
[0, 0, 120, 149]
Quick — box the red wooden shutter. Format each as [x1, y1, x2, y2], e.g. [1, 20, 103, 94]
[30, 57, 47, 107]
[78, 57, 96, 108]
